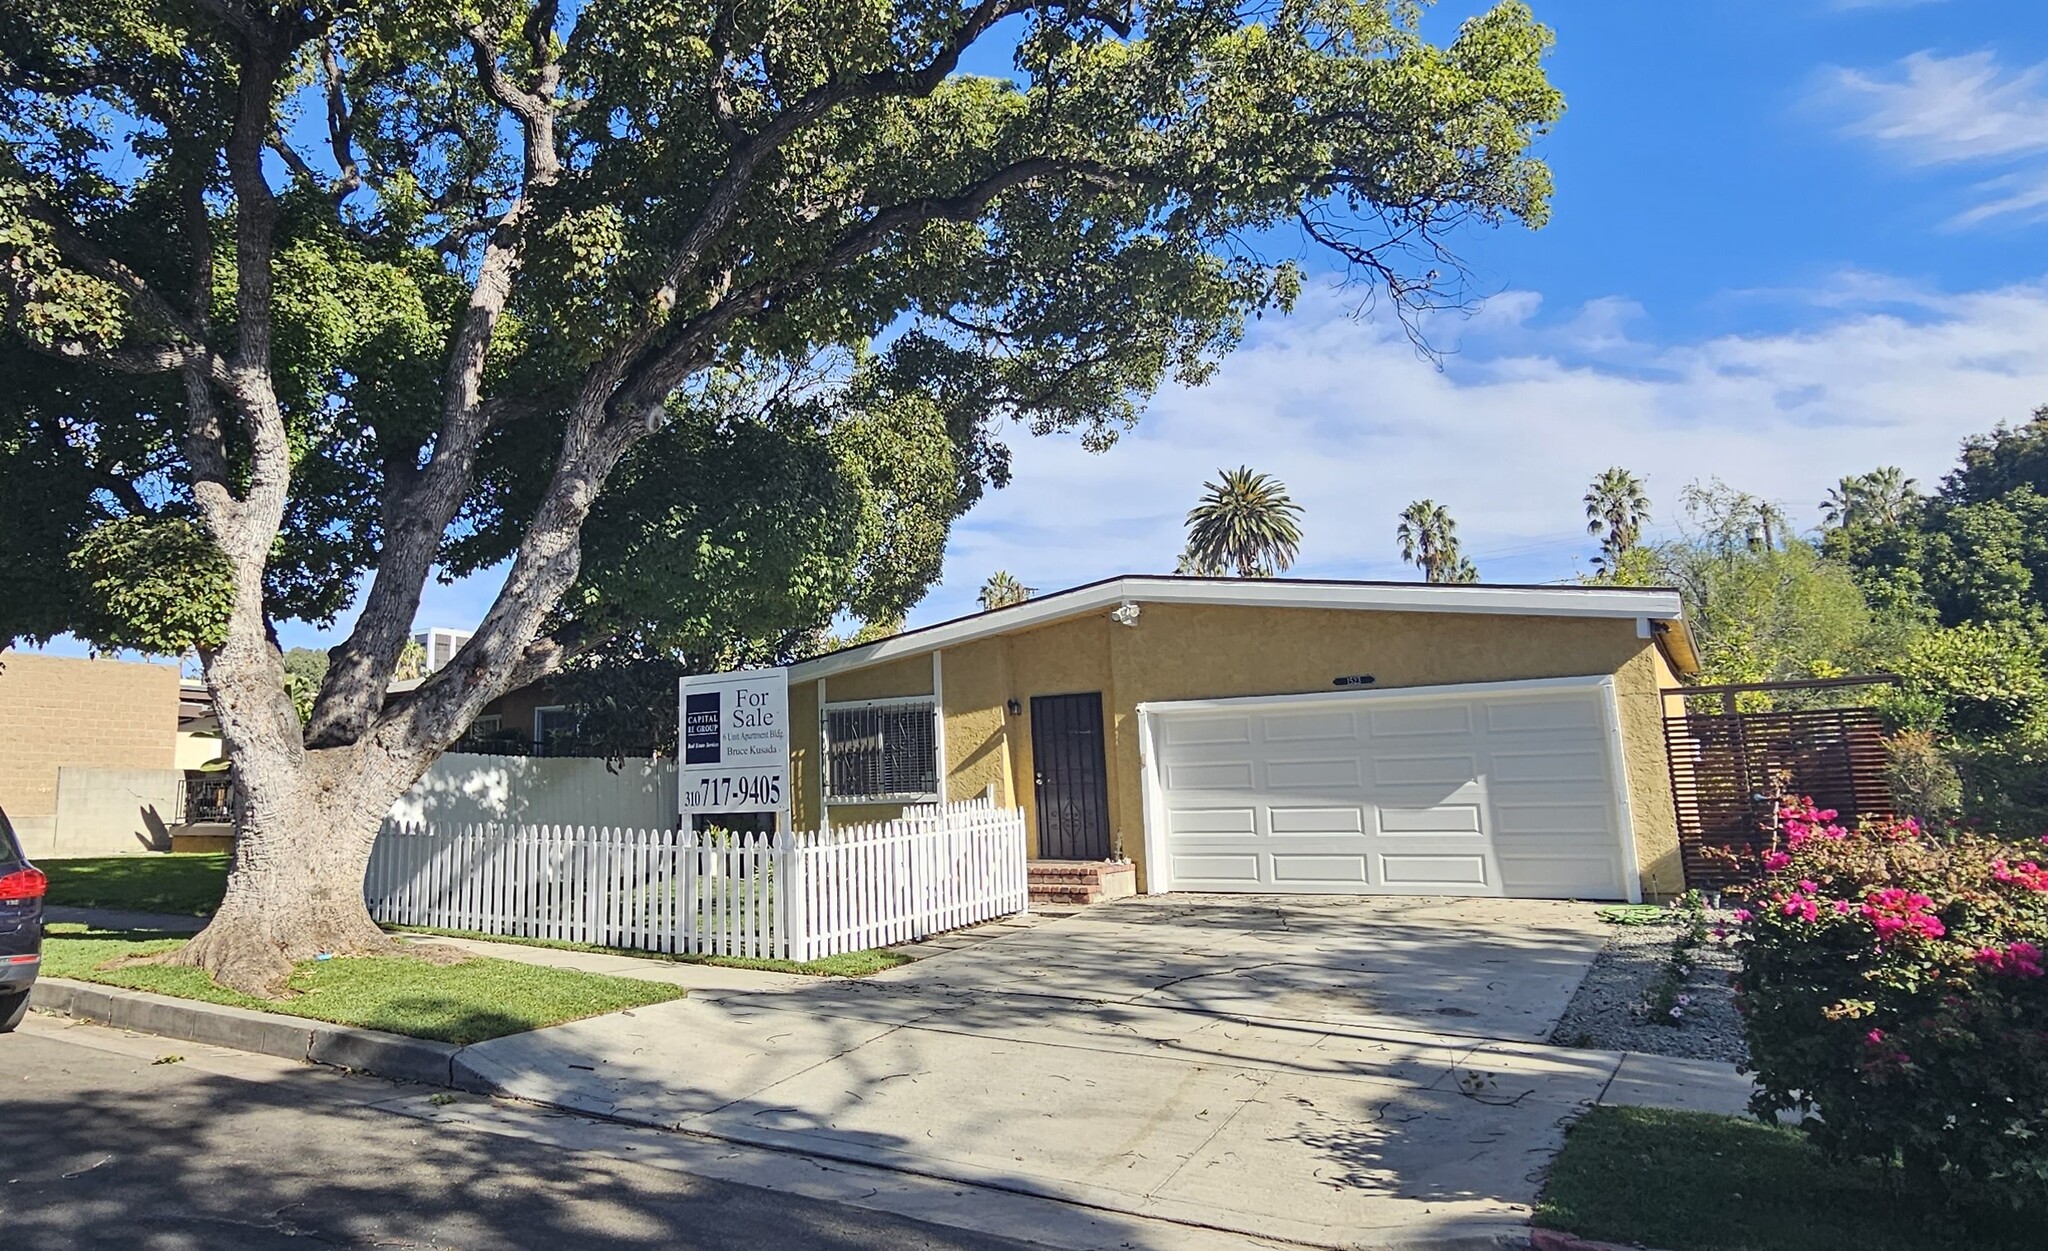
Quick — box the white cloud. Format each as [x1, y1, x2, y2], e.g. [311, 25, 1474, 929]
[1823, 51, 2048, 225]
[917, 277, 2048, 624]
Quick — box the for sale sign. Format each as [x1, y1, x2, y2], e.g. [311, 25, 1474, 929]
[677, 667, 790, 818]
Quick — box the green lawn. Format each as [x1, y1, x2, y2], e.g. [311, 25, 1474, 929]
[40, 922, 685, 1044]
[41, 853, 229, 916]
[390, 925, 912, 978]
[1537, 1106, 2038, 1251]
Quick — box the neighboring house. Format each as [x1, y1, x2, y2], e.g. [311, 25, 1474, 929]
[0, 650, 184, 857]
[779, 576, 1700, 902]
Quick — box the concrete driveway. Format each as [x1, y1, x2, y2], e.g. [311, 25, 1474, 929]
[459, 896, 1620, 1251]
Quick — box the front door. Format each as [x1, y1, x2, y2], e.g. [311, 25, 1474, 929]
[1030, 693, 1112, 860]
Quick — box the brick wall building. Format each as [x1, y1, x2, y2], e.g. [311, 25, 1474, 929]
[0, 650, 181, 854]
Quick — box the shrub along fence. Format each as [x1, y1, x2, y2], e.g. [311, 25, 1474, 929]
[363, 797, 1029, 962]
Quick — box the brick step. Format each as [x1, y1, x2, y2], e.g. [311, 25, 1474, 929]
[1027, 864, 1121, 882]
[1029, 883, 1105, 905]
[1026, 860, 1136, 907]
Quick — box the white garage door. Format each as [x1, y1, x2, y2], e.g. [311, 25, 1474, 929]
[1141, 678, 1636, 900]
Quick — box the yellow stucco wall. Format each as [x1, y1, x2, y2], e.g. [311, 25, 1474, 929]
[824, 654, 933, 702]
[790, 601, 1686, 896]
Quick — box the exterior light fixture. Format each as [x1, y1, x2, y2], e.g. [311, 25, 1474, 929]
[1006, 698, 1022, 716]
[1109, 602, 1141, 627]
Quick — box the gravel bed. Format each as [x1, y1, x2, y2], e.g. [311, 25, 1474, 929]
[1550, 913, 1748, 1063]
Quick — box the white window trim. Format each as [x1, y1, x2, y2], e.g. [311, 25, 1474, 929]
[533, 705, 571, 742]
[820, 695, 942, 806]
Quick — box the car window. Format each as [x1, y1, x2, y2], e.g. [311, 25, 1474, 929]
[0, 809, 20, 868]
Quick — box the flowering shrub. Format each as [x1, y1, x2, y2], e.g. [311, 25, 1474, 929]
[1735, 798, 2048, 1210]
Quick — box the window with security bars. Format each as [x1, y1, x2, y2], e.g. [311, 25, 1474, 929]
[824, 701, 938, 802]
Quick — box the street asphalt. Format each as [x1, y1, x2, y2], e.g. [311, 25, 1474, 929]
[0, 1023, 1047, 1251]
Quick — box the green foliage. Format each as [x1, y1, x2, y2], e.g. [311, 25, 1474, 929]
[1396, 498, 1475, 583]
[280, 648, 330, 725]
[1884, 729, 1964, 827]
[1879, 622, 2048, 826]
[1182, 466, 1304, 578]
[2, 0, 1569, 757]
[1737, 802, 2048, 1212]
[978, 571, 1030, 611]
[67, 517, 235, 653]
[1584, 466, 1649, 575]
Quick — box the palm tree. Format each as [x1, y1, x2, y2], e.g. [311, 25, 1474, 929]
[1396, 499, 1475, 583]
[1822, 467, 1920, 529]
[1584, 467, 1650, 573]
[1182, 466, 1304, 578]
[977, 571, 1032, 611]
[1819, 477, 1860, 529]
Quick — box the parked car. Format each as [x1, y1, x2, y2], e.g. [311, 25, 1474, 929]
[0, 807, 44, 1032]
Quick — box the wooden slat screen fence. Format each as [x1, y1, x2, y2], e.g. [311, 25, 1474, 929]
[1663, 705, 1894, 889]
[364, 797, 1029, 961]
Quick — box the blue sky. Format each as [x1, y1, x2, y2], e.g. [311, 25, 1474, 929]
[35, 0, 2048, 661]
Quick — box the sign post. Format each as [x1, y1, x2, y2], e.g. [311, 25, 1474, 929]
[678, 667, 791, 829]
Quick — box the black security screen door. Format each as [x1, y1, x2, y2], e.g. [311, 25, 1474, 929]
[1030, 693, 1112, 860]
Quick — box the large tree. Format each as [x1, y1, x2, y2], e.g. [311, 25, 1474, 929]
[0, 0, 1563, 992]
[1180, 465, 1305, 577]
[1395, 497, 1474, 582]
[1582, 465, 1647, 574]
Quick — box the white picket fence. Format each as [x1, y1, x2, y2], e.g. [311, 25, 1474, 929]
[363, 797, 1028, 962]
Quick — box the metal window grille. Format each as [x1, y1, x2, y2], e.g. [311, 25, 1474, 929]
[824, 702, 937, 801]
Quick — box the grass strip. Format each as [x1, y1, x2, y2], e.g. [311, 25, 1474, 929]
[39, 922, 685, 1044]
[1537, 1105, 2037, 1251]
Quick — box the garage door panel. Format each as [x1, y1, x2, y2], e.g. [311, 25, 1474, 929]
[1379, 854, 1489, 887]
[1491, 801, 1612, 836]
[1498, 855, 1623, 896]
[1163, 716, 1253, 746]
[1485, 699, 1602, 733]
[1489, 748, 1606, 785]
[1261, 711, 1358, 742]
[1367, 704, 1473, 737]
[1266, 757, 1362, 789]
[1372, 754, 1480, 786]
[1164, 760, 1255, 790]
[1150, 683, 1634, 900]
[1377, 803, 1484, 834]
[1271, 854, 1370, 884]
[1171, 853, 1262, 886]
[1167, 806, 1258, 835]
[1269, 806, 1366, 834]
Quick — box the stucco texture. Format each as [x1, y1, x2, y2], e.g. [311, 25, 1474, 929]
[798, 602, 1686, 897]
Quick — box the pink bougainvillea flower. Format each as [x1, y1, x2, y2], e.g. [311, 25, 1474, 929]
[1834, 899, 1853, 915]
[1864, 1028, 1886, 1046]
[1733, 908, 1754, 923]
[1763, 850, 1792, 871]
[1991, 859, 2048, 892]
[1798, 879, 1818, 894]
[1978, 941, 2046, 978]
[1861, 888, 1945, 941]
[1782, 895, 1820, 923]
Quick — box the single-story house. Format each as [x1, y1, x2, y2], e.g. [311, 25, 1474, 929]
[784, 576, 1699, 902]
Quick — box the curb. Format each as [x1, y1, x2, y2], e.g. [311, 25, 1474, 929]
[28, 978, 462, 1087]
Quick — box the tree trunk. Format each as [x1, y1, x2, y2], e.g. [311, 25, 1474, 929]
[167, 733, 425, 997]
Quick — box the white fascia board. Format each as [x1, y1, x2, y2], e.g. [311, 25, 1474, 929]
[789, 578, 1685, 683]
